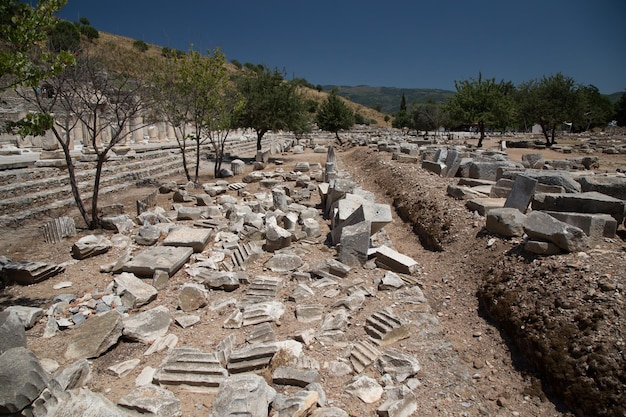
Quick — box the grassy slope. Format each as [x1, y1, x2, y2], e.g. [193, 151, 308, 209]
[88, 32, 391, 127]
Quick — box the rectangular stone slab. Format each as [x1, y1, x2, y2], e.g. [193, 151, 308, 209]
[123, 246, 193, 277]
[162, 226, 213, 252]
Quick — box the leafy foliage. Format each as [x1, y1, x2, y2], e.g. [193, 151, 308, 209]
[516, 73, 579, 144]
[78, 23, 99, 41]
[47, 20, 81, 53]
[1, 0, 75, 134]
[410, 99, 450, 135]
[316, 89, 354, 144]
[133, 39, 149, 52]
[614, 92, 626, 127]
[235, 65, 309, 150]
[445, 73, 514, 147]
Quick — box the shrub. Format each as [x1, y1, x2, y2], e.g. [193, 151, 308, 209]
[48, 20, 81, 53]
[133, 39, 149, 52]
[79, 24, 99, 41]
[230, 59, 242, 69]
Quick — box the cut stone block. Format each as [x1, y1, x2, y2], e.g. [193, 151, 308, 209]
[227, 343, 278, 373]
[365, 310, 411, 346]
[498, 168, 581, 193]
[242, 301, 285, 326]
[350, 340, 382, 373]
[245, 322, 276, 344]
[338, 221, 371, 266]
[524, 240, 561, 255]
[114, 272, 158, 309]
[375, 348, 421, 382]
[0, 347, 49, 414]
[118, 385, 181, 417]
[41, 216, 76, 243]
[208, 374, 276, 417]
[421, 160, 446, 175]
[532, 191, 625, 225]
[242, 276, 283, 304]
[374, 245, 419, 275]
[503, 174, 538, 213]
[545, 211, 617, 241]
[577, 174, 626, 200]
[485, 207, 527, 237]
[272, 390, 319, 417]
[162, 226, 212, 252]
[523, 211, 589, 252]
[272, 366, 320, 387]
[123, 246, 193, 278]
[295, 304, 323, 323]
[154, 348, 228, 391]
[465, 197, 506, 216]
[122, 305, 171, 344]
[1, 261, 64, 285]
[71, 235, 112, 260]
[332, 201, 392, 244]
[442, 149, 462, 177]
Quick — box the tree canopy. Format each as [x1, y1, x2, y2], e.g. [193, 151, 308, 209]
[445, 73, 513, 147]
[316, 88, 355, 144]
[516, 73, 579, 145]
[235, 66, 308, 150]
[1, 0, 76, 137]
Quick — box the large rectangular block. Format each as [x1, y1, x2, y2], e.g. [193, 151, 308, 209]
[545, 211, 617, 242]
[374, 245, 419, 275]
[162, 226, 212, 252]
[503, 174, 538, 213]
[123, 246, 193, 277]
[532, 191, 625, 225]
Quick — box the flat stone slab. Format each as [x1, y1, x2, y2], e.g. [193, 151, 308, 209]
[123, 246, 193, 278]
[162, 226, 212, 253]
[465, 197, 506, 216]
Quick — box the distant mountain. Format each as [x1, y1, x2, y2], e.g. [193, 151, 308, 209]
[608, 91, 625, 103]
[322, 85, 455, 114]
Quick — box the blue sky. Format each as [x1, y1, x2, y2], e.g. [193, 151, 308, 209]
[57, 0, 626, 94]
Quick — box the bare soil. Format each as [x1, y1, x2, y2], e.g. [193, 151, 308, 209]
[1, 138, 625, 416]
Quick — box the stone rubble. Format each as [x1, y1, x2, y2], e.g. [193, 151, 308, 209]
[2, 131, 626, 415]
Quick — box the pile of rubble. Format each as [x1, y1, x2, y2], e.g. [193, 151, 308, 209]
[0, 146, 458, 417]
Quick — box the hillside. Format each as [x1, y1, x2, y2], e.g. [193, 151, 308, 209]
[80, 32, 391, 127]
[322, 85, 455, 114]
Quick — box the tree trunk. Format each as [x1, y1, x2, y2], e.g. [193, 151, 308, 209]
[194, 138, 201, 183]
[180, 144, 191, 181]
[53, 127, 90, 228]
[90, 155, 106, 229]
[541, 124, 550, 145]
[256, 129, 266, 151]
[335, 131, 343, 146]
[550, 126, 556, 145]
[477, 121, 485, 148]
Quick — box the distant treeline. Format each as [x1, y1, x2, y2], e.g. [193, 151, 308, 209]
[322, 85, 454, 114]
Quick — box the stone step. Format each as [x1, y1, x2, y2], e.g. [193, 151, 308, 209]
[0, 153, 184, 217]
[0, 149, 184, 200]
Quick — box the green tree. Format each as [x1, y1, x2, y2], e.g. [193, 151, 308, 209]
[445, 73, 513, 147]
[235, 65, 308, 150]
[614, 92, 626, 127]
[1, 0, 75, 135]
[577, 84, 613, 131]
[316, 88, 354, 145]
[151, 47, 233, 182]
[392, 93, 412, 132]
[411, 98, 449, 136]
[517, 73, 579, 145]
